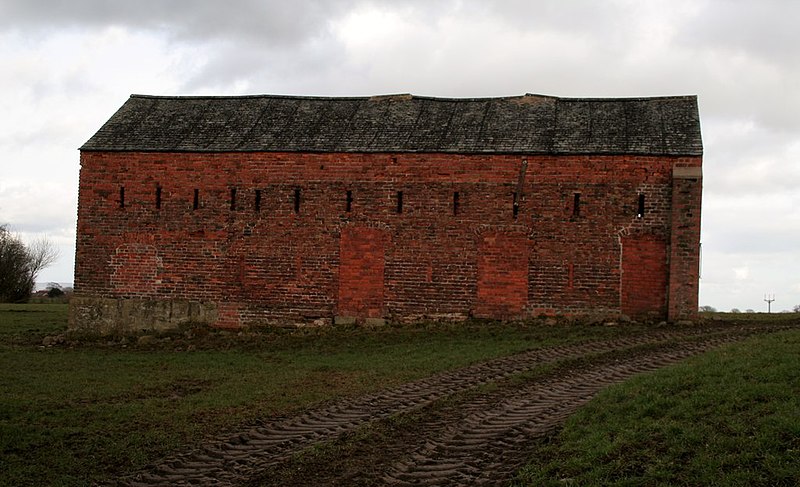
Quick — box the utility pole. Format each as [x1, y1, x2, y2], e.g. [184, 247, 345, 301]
[764, 294, 775, 313]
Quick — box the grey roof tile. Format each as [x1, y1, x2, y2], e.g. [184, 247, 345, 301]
[81, 93, 702, 156]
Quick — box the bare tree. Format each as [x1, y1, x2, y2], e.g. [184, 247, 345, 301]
[0, 225, 60, 303]
[793, 304, 800, 313]
[27, 236, 60, 283]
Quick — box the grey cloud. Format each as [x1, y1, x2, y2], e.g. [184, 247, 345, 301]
[673, 1, 800, 133]
[677, 0, 800, 66]
[2, 0, 799, 311]
[705, 221, 800, 255]
[0, 0, 356, 45]
[179, 34, 348, 94]
[1, 0, 363, 96]
[476, 0, 623, 35]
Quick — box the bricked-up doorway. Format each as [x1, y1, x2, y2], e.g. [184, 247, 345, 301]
[621, 235, 668, 318]
[338, 227, 388, 318]
[474, 231, 530, 318]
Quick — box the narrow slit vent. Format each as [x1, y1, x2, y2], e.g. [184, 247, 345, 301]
[637, 193, 645, 218]
[513, 192, 519, 219]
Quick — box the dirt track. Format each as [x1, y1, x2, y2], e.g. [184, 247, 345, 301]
[116, 323, 795, 486]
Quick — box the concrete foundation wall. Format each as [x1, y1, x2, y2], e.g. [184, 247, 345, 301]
[69, 296, 217, 335]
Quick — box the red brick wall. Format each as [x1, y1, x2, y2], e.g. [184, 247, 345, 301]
[475, 231, 530, 318]
[621, 234, 668, 318]
[72, 151, 701, 329]
[339, 227, 388, 318]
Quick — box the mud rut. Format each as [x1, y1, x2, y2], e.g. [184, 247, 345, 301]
[116, 324, 795, 487]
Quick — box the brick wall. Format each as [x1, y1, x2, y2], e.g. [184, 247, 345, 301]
[475, 231, 530, 318]
[71, 151, 701, 331]
[668, 166, 703, 321]
[339, 226, 388, 318]
[621, 234, 668, 318]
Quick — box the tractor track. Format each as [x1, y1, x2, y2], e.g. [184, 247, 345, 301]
[115, 323, 796, 487]
[381, 334, 746, 486]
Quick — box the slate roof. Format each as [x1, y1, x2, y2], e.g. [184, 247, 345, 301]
[81, 93, 702, 156]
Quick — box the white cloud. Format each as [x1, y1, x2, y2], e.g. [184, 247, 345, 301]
[733, 266, 749, 281]
[0, 0, 797, 311]
[700, 250, 798, 312]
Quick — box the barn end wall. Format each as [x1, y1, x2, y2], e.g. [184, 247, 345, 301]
[668, 166, 703, 321]
[71, 151, 701, 333]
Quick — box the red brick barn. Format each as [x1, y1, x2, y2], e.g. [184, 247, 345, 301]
[70, 93, 702, 333]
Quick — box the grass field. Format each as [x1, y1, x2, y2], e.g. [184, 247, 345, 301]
[513, 327, 800, 486]
[1, 304, 798, 485]
[0, 303, 635, 486]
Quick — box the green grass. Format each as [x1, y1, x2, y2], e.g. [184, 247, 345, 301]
[4, 305, 798, 485]
[702, 310, 800, 323]
[0, 304, 632, 486]
[514, 329, 800, 486]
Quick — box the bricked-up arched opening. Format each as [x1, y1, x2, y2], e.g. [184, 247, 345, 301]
[338, 227, 389, 319]
[110, 243, 162, 295]
[474, 231, 530, 318]
[621, 234, 668, 318]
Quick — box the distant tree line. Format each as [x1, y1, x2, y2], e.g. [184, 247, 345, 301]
[0, 225, 59, 303]
[702, 305, 800, 314]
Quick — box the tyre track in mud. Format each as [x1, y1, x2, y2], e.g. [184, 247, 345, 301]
[381, 333, 748, 486]
[116, 323, 795, 486]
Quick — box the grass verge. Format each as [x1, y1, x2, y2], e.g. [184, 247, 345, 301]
[0, 303, 634, 486]
[513, 328, 800, 486]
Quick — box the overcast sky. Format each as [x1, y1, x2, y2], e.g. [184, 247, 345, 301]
[1, 0, 798, 312]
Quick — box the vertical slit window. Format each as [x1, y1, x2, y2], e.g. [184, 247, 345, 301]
[572, 193, 581, 217]
[230, 187, 237, 211]
[568, 262, 574, 289]
[255, 189, 262, 212]
[513, 192, 519, 219]
[294, 188, 301, 213]
[119, 186, 125, 209]
[453, 191, 460, 216]
[155, 186, 162, 209]
[346, 190, 353, 213]
[637, 193, 645, 218]
[396, 191, 403, 214]
[193, 189, 199, 210]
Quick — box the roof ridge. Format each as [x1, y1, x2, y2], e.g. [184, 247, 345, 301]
[129, 93, 698, 102]
[554, 94, 698, 102]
